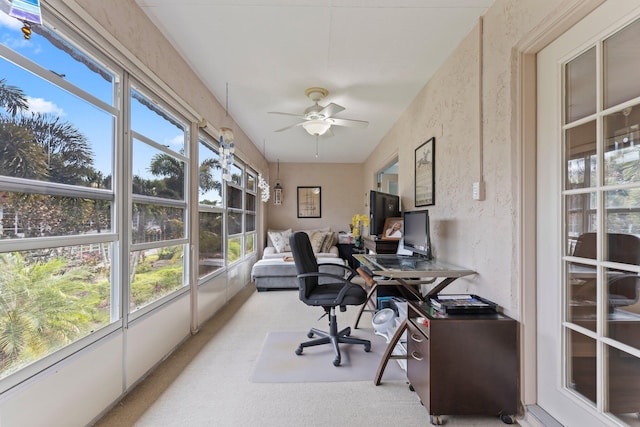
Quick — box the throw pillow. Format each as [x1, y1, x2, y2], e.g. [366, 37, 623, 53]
[309, 231, 329, 253]
[321, 231, 337, 253]
[267, 229, 292, 253]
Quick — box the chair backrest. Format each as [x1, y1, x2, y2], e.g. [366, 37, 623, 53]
[289, 232, 319, 300]
[573, 232, 640, 302]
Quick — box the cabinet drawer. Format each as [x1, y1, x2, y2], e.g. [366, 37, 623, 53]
[406, 321, 430, 409]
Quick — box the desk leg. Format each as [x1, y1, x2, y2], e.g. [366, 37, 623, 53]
[354, 283, 378, 329]
[374, 318, 407, 386]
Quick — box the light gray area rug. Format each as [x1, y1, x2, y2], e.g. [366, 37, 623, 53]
[252, 329, 406, 383]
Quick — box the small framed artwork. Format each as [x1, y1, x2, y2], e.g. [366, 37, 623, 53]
[415, 137, 435, 207]
[382, 217, 403, 240]
[297, 186, 321, 218]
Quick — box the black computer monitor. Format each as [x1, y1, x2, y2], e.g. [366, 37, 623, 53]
[403, 210, 432, 259]
[369, 190, 400, 237]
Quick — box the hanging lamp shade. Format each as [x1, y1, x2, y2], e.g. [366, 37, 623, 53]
[273, 159, 282, 205]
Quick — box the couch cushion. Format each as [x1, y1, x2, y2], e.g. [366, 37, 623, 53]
[309, 230, 330, 253]
[267, 229, 292, 253]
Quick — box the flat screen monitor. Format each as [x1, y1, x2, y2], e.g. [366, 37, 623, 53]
[369, 190, 400, 237]
[403, 210, 432, 259]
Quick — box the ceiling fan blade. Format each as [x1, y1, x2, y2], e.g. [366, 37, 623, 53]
[274, 121, 305, 132]
[268, 111, 306, 119]
[329, 117, 369, 128]
[318, 102, 345, 118]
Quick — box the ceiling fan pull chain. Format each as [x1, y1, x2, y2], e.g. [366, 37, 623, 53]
[315, 136, 319, 158]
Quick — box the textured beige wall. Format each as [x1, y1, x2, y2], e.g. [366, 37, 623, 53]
[266, 162, 365, 235]
[363, 0, 566, 314]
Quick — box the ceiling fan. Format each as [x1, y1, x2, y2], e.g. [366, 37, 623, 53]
[269, 87, 369, 136]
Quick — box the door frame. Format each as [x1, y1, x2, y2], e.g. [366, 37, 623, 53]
[515, 0, 606, 409]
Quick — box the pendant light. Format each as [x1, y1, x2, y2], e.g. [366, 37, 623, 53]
[274, 159, 283, 205]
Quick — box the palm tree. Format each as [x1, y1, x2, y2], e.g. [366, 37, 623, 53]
[0, 253, 99, 375]
[0, 78, 28, 117]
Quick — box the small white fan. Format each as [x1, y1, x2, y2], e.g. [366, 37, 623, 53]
[372, 308, 396, 342]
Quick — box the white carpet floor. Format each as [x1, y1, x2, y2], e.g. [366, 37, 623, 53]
[94, 285, 518, 426]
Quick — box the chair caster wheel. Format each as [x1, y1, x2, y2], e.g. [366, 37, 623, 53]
[333, 357, 341, 366]
[500, 414, 515, 425]
[295, 347, 303, 356]
[307, 332, 314, 338]
[430, 415, 443, 425]
[364, 343, 371, 352]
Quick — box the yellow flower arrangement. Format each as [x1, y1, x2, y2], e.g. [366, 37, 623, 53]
[351, 214, 369, 237]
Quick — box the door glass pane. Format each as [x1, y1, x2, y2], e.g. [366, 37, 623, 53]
[567, 329, 597, 406]
[605, 189, 640, 236]
[604, 19, 640, 109]
[607, 345, 640, 422]
[604, 105, 640, 186]
[566, 121, 597, 189]
[567, 261, 597, 329]
[565, 47, 596, 122]
[566, 193, 597, 253]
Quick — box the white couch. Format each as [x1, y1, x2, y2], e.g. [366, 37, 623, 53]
[251, 228, 344, 291]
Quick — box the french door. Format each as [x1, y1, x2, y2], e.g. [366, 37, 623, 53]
[537, 1, 640, 425]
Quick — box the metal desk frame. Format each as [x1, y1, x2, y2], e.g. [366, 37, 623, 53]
[353, 254, 476, 385]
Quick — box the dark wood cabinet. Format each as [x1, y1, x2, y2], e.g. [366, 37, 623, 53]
[406, 301, 519, 425]
[363, 237, 398, 254]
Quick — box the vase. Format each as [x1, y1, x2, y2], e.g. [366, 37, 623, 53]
[355, 224, 364, 249]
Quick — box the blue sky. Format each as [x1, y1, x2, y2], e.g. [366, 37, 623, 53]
[0, 10, 185, 182]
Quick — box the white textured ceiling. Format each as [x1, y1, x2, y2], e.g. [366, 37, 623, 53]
[135, 0, 493, 163]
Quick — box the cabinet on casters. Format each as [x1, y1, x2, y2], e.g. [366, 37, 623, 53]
[406, 300, 519, 425]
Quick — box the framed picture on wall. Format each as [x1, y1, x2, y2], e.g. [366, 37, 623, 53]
[415, 137, 435, 207]
[297, 186, 321, 218]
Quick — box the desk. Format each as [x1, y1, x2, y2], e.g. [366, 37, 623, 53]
[352, 254, 476, 386]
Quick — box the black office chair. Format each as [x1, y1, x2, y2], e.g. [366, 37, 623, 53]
[573, 232, 640, 310]
[289, 231, 371, 366]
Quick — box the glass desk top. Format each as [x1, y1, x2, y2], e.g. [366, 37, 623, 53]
[353, 254, 476, 279]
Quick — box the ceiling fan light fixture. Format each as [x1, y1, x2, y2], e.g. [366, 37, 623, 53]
[302, 119, 331, 136]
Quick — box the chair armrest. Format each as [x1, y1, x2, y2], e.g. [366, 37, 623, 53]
[318, 262, 358, 280]
[297, 271, 361, 305]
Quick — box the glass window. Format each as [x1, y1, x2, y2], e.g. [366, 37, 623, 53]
[227, 236, 241, 263]
[227, 211, 242, 235]
[130, 89, 185, 153]
[3, 25, 114, 105]
[0, 192, 111, 239]
[604, 19, 640, 108]
[0, 58, 114, 188]
[565, 47, 596, 123]
[0, 7, 119, 382]
[603, 104, 640, 186]
[246, 172, 256, 191]
[131, 203, 184, 244]
[567, 329, 597, 406]
[565, 121, 596, 189]
[227, 186, 242, 209]
[198, 211, 223, 277]
[129, 88, 188, 312]
[129, 245, 184, 311]
[132, 138, 185, 200]
[198, 141, 222, 206]
[0, 244, 113, 380]
[230, 164, 242, 186]
[245, 232, 255, 255]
